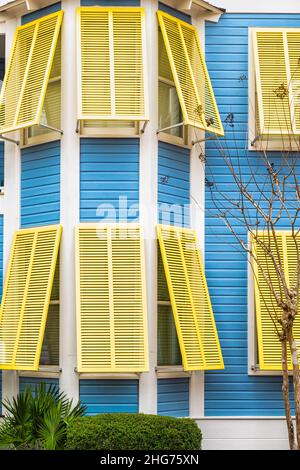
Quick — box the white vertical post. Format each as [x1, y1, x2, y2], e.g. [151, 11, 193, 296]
[2, 17, 20, 408]
[139, 0, 158, 414]
[60, 0, 80, 401]
[189, 15, 206, 418]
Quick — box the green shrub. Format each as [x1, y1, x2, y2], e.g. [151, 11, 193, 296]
[0, 383, 86, 450]
[65, 413, 202, 450]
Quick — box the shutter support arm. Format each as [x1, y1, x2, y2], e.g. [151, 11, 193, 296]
[0, 134, 19, 145]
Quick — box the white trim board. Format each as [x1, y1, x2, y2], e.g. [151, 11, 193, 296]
[214, 0, 300, 13]
[196, 418, 290, 450]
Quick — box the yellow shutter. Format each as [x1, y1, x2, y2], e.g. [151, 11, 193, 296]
[252, 232, 300, 370]
[75, 224, 148, 372]
[77, 7, 148, 122]
[0, 225, 62, 371]
[0, 11, 63, 134]
[157, 10, 223, 136]
[157, 224, 224, 371]
[252, 28, 300, 136]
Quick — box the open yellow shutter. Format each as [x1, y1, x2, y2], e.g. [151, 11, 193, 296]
[0, 225, 61, 371]
[77, 7, 148, 121]
[157, 10, 223, 136]
[252, 232, 300, 370]
[75, 224, 148, 372]
[252, 28, 300, 136]
[0, 11, 63, 134]
[157, 224, 224, 371]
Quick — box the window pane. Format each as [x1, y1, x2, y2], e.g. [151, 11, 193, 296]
[157, 304, 181, 366]
[157, 249, 181, 366]
[158, 81, 182, 137]
[40, 262, 59, 366]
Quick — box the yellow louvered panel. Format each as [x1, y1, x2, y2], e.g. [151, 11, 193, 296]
[76, 224, 148, 373]
[253, 232, 300, 370]
[78, 9, 111, 118]
[113, 10, 145, 117]
[77, 7, 147, 121]
[0, 11, 63, 134]
[0, 225, 61, 370]
[157, 225, 224, 371]
[253, 31, 292, 135]
[157, 10, 223, 136]
[158, 29, 173, 83]
[286, 31, 300, 134]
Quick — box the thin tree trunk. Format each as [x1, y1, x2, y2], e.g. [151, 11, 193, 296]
[287, 329, 300, 450]
[282, 336, 295, 449]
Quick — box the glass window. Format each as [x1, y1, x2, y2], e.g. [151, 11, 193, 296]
[157, 248, 181, 366]
[40, 262, 59, 367]
[158, 29, 183, 139]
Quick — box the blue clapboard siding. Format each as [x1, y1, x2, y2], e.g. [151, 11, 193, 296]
[21, 2, 61, 24]
[80, 138, 139, 223]
[158, 2, 191, 23]
[19, 377, 59, 393]
[205, 13, 300, 417]
[157, 378, 189, 417]
[81, 0, 140, 5]
[21, 141, 60, 228]
[80, 380, 139, 415]
[158, 141, 190, 227]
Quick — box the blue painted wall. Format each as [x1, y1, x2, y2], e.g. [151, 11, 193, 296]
[157, 378, 189, 417]
[157, 141, 190, 416]
[204, 13, 300, 416]
[80, 138, 139, 223]
[158, 141, 190, 227]
[80, 380, 139, 415]
[19, 377, 59, 393]
[21, 141, 60, 228]
[158, 2, 191, 23]
[21, 1, 61, 24]
[81, 0, 140, 6]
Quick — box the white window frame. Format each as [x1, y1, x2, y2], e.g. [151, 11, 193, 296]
[247, 233, 286, 376]
[248, 27, 300, 152]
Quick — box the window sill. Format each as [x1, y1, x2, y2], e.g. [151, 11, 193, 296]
[76, 371, 140, 380]
[156, 365, 191, 378]
[248, 365, 289, 376]
[158, 132, 191, 149]
[18, 366, 61, 379]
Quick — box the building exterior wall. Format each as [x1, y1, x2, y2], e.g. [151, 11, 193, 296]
[204, 12, 300, 419]
[80, 138, 140, 223]
[19, 377, 59, 393]
[80, 379, 139, 415]
[21, 141, 61, 228]
[157, 378, 189, 417]
[158, 141, 190, 228]
[1, 0, 300, 449]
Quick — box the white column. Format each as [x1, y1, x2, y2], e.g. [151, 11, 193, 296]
[2, 17, 20, 408]
[139, 0, 158, 414]
[189, 15, 206, 418]
[59, 0, 80, 401]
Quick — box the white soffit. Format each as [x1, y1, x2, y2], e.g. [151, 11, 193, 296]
[215, 0, 300, 14]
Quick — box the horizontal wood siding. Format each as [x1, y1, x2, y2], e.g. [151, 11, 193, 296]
[21, 141, 60, 228]
[19, 377, 59, 393]
[205, 13, 300, 417]
[158, 141, 190, 227]
[21, 2, 61, 24]
[80, 379, 139, 415]
[80, 138, 139, 223]
[81, 1, 140, 6]
[157, 378, 189, 417]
